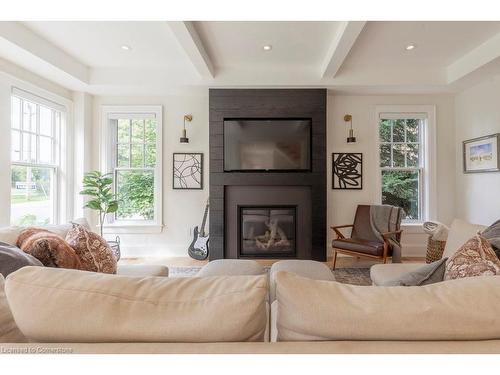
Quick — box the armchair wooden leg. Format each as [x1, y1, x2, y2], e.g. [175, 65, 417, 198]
[332, 249, 338, 270]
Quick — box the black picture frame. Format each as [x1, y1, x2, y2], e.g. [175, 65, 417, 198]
[172, 152, 204, 190]
[332, 152, 363, 190]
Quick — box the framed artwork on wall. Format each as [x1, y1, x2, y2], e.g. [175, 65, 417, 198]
[332, 152, 363, 189]
[463, 133, 500, 173]
[173, 153, 203, 189]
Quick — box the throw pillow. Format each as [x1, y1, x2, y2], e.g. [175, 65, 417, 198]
[16, 228, 81, 269]
[444, 233, 500, 281]
[481, 219, 500, 259]
[0, 241, 43, 277]
[65, 223, 117, 274]
[381, 257, 448, 286]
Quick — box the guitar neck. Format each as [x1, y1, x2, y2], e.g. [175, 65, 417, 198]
[200, 203, 209, 236]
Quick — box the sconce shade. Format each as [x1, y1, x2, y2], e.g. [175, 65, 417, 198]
[344, 114, 356, 143]
[180, 115, 192, 143]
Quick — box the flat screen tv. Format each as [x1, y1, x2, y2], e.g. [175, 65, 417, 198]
[224, 118, 311, 171]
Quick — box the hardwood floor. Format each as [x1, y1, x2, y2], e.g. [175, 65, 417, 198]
[120, 256, 425, 269]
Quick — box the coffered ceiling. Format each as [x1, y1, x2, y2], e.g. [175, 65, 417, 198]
[1, 20, 500, 95]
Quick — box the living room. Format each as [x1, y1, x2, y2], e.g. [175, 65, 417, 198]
[1, 0, 500, 369]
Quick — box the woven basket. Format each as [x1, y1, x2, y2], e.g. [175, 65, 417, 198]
[426, 236, 446, 263]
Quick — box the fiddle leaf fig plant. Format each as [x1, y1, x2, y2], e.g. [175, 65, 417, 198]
[80, 171, 118, 237]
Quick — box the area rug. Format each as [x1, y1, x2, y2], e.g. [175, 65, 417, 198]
[168, 266, 372, 285]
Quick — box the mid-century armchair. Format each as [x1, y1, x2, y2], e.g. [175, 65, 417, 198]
[331, 205, 403, 269]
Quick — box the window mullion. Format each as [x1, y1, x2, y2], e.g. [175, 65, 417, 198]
[36, 104, 40, 164]
[390, 121, 394, 168]
[19, 99, 24, 161]
[128, 119, 132, 168]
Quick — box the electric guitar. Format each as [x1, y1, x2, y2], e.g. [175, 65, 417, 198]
[188, 199, 209, 260]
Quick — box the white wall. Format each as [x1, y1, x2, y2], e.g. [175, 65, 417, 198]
[327, 93, 456, 257]
[90, 92, 456, 258]
[91, 91, 209, 257]
[454, 78, 500, 225]
[0, 57, 463, 259]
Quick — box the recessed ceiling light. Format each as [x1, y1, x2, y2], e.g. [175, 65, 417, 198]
[263, 45, 272, 51]
[121, 45, 132, 51]
[405, 44, 416, 51]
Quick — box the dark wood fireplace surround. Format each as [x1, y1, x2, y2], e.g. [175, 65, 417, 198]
[209, 89, 327, 261]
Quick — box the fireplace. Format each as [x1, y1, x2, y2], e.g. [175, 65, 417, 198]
[209, 89, 327, 261]
[225, 185, 312, 259]
[239, 206, 296, 258]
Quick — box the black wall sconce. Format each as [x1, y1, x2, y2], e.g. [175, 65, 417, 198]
[180, 114, 193, 143]
[344, 114, 356, 143]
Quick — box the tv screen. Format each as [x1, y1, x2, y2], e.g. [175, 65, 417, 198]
[224, 119, 311, 171]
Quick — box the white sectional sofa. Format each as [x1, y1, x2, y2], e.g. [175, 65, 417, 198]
[0, 219, 169, 278]
[1, 219, 500, 354]
[370, 219, 487, 285]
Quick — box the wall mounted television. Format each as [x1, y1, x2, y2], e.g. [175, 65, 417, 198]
[224, 118, 312, 172]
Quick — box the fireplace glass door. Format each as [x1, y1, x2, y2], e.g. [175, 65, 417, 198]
[239, 206, 296, 257]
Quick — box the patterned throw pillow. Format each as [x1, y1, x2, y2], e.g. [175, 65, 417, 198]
[65, 224, 117, 274]
[444, 233, 500, 280]
[16, 228, 81, 269]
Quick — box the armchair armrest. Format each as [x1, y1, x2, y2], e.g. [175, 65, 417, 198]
[330, 224, 354, 239]
[381, 229, 403, 243]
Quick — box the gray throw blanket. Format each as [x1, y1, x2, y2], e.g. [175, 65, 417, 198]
[482, 219, 500, 258]
[369, 205, 405, 263]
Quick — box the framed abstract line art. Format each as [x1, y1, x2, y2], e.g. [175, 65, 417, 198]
[332, 153, 363, 189]
[173, 153, 203, 189]
[463, 133, 500, 173]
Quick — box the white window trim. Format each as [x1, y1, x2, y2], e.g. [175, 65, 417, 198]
[10, 86, 73, 225]
[374, 105, 437, 224]
[100, 105, 163, 234]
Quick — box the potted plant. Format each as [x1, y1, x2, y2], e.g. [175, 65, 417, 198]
[80, 171, 118, 237]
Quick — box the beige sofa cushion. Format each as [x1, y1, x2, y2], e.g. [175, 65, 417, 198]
[0, 218, 91, 246]
[275, 271, 500, 341]
[116, 264, 169, 277]
[0, 275, 26, 343]
[196, 259, 264, 277]
[5, 267, 268, 343]
[269, 260, 335, 302]
[370, 263, 422, 286]
[443, 219, 487, 258]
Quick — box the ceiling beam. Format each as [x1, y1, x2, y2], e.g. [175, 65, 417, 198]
[168, 21, 215, 79]
[0, 22, 89, 86]
[446, 32, 500, 84]
[321, 21, 366, 78]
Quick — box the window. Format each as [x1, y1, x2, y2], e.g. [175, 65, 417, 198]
[376, 106, 436, 223]
[10, 92, 64, 226]
[102, 106, 162, 230]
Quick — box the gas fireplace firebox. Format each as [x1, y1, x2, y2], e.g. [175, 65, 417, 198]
[239, 206, 296, 258]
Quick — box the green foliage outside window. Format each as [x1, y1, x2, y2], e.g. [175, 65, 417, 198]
[116, 171, 155, 221]
[379, 118, 422, 220]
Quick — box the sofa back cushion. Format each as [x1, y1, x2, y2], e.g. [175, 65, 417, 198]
[275, 271, 500, 341]
[443, 219, 487, 258]
[5, 267, 268, 343]
[0, 218, 91, 246]
[0, 275, 27, 343]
